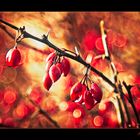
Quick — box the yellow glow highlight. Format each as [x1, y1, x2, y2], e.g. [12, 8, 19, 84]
[59, 101, 68, 111]
[93, 115, 103, 127]
[73, 109, 81, 118]
[99, 102, 106, 111]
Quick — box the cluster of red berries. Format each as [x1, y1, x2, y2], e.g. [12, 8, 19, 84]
[6, 46, 21, 68]
[43, 51, 70, 90]
[70, 81, 103, 110]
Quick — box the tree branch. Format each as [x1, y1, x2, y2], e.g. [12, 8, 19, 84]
[0, 19, 116, 91]
[123, 81, 140, 128]
[24, 95, 60, 128]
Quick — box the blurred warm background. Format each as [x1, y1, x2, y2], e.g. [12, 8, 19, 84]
[0, 12, 140, 128]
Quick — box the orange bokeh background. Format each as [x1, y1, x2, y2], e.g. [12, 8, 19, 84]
[0, 12, 140, 128]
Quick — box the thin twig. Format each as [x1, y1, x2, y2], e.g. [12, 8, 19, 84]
[23, 95, 60, 128]
[100, 20, 118, 85]
[118, 82, 132, 128]
[116, 95, 125, 128]
[123, 81, 140, 128]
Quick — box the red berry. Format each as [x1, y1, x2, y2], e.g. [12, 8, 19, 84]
[61, 57, 70, 76]
[70, 82, 86, 103]
[45, 51, 56, 63]
[43, 73, 52, 90]
[56, 62, 63, 74]
[6, 47, 21, 68]
[45, 59, 53, 72]
[49, 64, 61, 82]
[83, 89, 95, 110]
[91, 83, 103, 103]
[70, 82, 83, 101]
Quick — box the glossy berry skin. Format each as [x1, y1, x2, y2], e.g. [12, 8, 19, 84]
[45, 52, 56, 63]
[61, 57, 70, 76]
[70, 82, 83, 101]
[91, 83, 103, 103]
[83, 89, 95, 110]
[70, 83, 86, 104]
[49, 64, 61, 82]
[6, 47, 21, 68]
[43, 73, 52, 90]
[56, 62, 63, 74]
[45, 59, 53, 72]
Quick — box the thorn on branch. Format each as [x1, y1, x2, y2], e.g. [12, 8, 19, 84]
[42, 29, 51, 41]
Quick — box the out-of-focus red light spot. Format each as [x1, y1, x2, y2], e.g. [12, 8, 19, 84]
[4, 89, 17, 105]
[15, 103, 29, 119]
[59, 101, 68, 111]
[93, 115, 103, 127]
[134, 75, 140, 85]
[131, 86, 140, 98]
[95, 37, 105, 53]
[3, 117, 15, 127]
[106, 29, 117, 45]
[29, 87, 44, 104]
[73, 109, 82, 118]
[82, 30, 100, 51]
